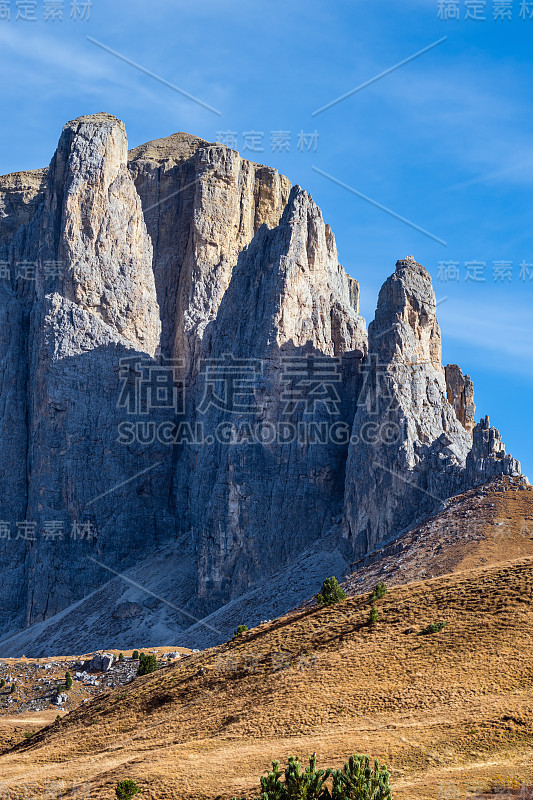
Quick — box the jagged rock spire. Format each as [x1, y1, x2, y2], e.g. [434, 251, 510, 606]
[342, 256, 520, 558]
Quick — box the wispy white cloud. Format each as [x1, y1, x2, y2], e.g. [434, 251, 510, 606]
[0, 26, 112, 83]
[438, 296, 533, 376]
[370, 60, 533, 188]
[0, 26, 225, 135]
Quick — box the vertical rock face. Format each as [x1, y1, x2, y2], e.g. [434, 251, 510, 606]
[0, 170, 49, 634]
[0, 114, 175, 630]
[175, 187, 367, 609]
[128, 135, 291, 366]
[0, 169, 47, 260]
[445, 364, 475, 434]
[0, 117, 524, 645]
[342, 256, 519, 559]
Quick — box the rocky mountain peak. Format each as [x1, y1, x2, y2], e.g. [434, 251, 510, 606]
[371, 252, 441, 369]
[40, 111, 160, 354]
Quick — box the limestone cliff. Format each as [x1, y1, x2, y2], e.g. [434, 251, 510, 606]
[175, 186, 366, 610]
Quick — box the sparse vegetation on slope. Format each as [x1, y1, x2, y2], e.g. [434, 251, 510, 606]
[1, 517, 533, 800]
[417, 620, 448, 636]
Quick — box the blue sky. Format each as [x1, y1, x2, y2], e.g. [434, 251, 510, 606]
[0, 0, 531, 476]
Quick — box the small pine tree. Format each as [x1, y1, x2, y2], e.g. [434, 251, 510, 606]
[316, 577, 347, 607]
[260, 754, 331, 800]
[118, 652, 124, 662]
[9, 683, 16, 694]
[331, 754, 392, 800]
[232, 624, 248, 640]
[137, 653, 159, 676]
[65, 671, 73, 691]
[115, 778, 141, 800]
[0, 679, 5, 688]
[369, 605, 379, 626]
[370, 582, 387, 602]
[132, 650, 139, 660]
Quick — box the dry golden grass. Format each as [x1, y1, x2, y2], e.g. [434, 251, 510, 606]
[1, 479, 532, 800]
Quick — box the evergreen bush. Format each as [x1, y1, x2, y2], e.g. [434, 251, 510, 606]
[316, 577, 346, 607]
[330, 754, 392, 800]
[369, 583, 387, 602]
[137, 653, 159, 676]
[65, 671, 73, 690]
[417, 620, 447, 636]
[233, 752, 392, 800]
[115, 778, 141, 800]
[232, 624, 248, 640]
[369, 605, 379, 626]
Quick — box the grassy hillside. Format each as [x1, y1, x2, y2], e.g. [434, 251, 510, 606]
[1, 477, 532, 800]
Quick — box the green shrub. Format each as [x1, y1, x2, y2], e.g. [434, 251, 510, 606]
[232, 624, 248, 640]
[368, 605, 379, 626]
[0, 679, 5, 689]
[132, 650, 139, 660]
[65, 671, 73, 691]
[369, 583, 387, 602]
[234, 752, 392, 800]
[115, 778, 141, 800]
[316, 577, 346, 607]
[417, 620, 447, 636]
[137, 653, 159, 676]
[119, 652, 124, 662]
[262, 754, 330, 800]
[330, 754, 392, 800]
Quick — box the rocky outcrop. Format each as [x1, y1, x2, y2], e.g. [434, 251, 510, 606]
[36, 113, 160, 355]
[0, 117, 524, 649]
[466, 415, 521, 483]
[445, 364, 475, 434]
[85, 653, 114, 672]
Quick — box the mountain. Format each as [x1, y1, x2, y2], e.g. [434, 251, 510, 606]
[0, 112, 525, 652]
